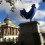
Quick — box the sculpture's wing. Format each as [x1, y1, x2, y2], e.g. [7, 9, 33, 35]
[20, 9, 28, 19]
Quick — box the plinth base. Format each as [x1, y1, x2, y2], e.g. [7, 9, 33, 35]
[18, 21, 41, 45]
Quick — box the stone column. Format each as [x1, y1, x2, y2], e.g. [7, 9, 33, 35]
[18, 21, 41, 45]
[14, 28, 16, 35]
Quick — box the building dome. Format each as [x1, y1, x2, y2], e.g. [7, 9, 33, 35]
[4, 17, 10, 22]
[4, 16, 12, 24]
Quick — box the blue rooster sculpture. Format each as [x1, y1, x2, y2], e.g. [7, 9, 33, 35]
[20, 4, 36, 21]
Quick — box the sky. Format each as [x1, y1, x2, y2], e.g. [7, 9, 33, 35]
[0, 0, 45, 30]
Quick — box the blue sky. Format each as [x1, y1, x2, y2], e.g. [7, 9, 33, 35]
[0, 0, 45, 29]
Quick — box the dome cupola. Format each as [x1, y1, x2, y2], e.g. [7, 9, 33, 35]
[4, 16, 12, 24]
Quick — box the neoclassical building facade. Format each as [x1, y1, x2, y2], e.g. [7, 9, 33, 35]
[0, 16, 19, 42]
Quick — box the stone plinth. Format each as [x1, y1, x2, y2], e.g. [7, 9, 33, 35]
[18, 21, 41, 45]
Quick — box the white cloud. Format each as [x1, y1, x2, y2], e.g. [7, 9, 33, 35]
[15, 1, 23, 10]
[21, 0, 42, 3]
[38, 21, 45, 26]
[0, 0, 39, 12]
[38, 21, 45, 30]
[15, 2, 39, 10]
[9, 9, 30, 22]
[34, 10, 45, 19]
[0, 0, 11, 13]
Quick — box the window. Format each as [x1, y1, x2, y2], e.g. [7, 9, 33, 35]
[11, 27, 14, 35]
[0, 28, 1, 35]
[6, 27, 10, 35]
[4, 29, 6, 35]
